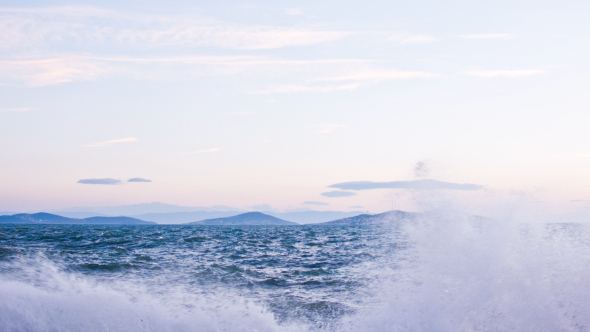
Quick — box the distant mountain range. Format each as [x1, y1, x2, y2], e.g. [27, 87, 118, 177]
[130, 210, 364, 224]
[190, 212, 298, 225]
[189, 211, 414, 226]
[0, 210, 412, 226]
[29, 202, 363, 224]
[317, 210, 416, 225]
[0, 213, 155, 225]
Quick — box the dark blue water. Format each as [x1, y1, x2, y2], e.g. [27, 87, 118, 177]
[0, 225, 401, 331]
[1, 217, 589, 331]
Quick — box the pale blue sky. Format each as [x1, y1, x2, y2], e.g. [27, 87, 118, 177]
[1, 0, 589, 213]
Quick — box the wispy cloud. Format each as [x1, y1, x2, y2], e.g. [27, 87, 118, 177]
[0, 107, 35, 112]
[87, 137, 137, 147]
[0, 6, 443, 89]
[0, 57, 114, 86]
[321, 191, 357, 197]
[127, 178, 152, 183]
[328, 179, 484, 191]
[0, 6, 350, 51]
[0, 6, 438, 52]
[316, 123, 347, 134]
[302, 201, 329, 205]
[0, 56, 370, 87]
[78, 178, 121, 185]
[0, 54, 437, 89]
[0, 6, 441, 91]
[257, 68, 438, 94]
[466, 69, 543, 78]
[460, 33, 517, 40]
[184, 148, 222, 154]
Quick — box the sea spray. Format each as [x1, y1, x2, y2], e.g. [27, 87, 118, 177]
[341, 200, 590, 332]
[0, 225, 383, 332]
[0, 255, 295, 332]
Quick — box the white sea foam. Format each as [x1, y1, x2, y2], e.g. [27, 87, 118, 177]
[342, 199, 590, 332]
[0, 256, 299, 332]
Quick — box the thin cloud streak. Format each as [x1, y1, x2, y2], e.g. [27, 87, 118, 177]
[0, 6, 438, 52]
[467, 69, 543, 78]
[257, 69, 438, 94]
[87, 137, 138, 147]
[0, 56, 372, 87]
[0, 6, 350, 51]
[329, 179, 484, 191]
[77, 178, 121, 185]
[0, 5, 445, 93]
[0, 57, 113, 86]
[127, 178, 152, 183]
[0, 55, 439, 89]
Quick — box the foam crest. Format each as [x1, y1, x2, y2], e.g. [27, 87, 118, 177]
[0, 256, 301, 332]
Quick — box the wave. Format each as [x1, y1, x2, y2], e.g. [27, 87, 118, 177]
[0, 256, 300, 332]
[2, 202, 590, 331]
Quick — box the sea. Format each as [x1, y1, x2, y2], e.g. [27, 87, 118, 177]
[1, 211, 590, 332]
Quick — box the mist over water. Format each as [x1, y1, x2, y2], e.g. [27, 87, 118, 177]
[1, 201, 589, 331]
[342, 205, 590, 332]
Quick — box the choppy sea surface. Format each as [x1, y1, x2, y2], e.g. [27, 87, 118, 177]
[1, 215, 590, 332]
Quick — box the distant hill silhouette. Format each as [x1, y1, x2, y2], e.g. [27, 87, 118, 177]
[190, 212, 298, 225]
[0, 210, 417, 226]
[0, 213, 155, 225]
[317, 210, 416, 225]
[131, 210, 363, 224]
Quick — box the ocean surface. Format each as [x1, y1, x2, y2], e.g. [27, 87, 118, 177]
[1, 214, 590, 331]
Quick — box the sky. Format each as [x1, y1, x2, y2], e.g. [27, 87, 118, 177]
[1, 0, 590, 213]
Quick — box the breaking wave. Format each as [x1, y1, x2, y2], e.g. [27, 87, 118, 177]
[1, 202, 590, 331]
